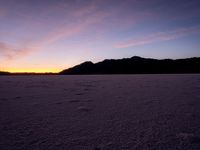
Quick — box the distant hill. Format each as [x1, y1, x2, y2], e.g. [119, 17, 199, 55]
[60, 56, 200, 74]
[0, 71, 10, 75]
[0, 71, 57, 75]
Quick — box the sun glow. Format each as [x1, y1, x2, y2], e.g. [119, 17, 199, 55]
[4, 68, 60, 73]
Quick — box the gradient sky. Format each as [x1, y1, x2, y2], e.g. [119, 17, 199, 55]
[0, 0, 200, 72]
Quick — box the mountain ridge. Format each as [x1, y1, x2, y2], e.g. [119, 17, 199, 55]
[60, 56, 200, 74]
[0, 71, 10, 75]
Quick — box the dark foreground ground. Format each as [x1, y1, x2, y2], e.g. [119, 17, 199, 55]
[0, 75, 200, 150]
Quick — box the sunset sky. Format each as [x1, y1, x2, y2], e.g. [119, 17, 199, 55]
[0, 0, 200, 73]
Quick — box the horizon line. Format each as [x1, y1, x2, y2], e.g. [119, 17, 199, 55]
[1, 56, 200, 73]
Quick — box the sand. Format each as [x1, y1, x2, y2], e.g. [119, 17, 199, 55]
[0, 74, 200, 150]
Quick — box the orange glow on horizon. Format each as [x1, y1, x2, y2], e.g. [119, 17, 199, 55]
[3, 68, 61, 73]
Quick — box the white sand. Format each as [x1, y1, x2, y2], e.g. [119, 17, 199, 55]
[0, 74, 200, 149]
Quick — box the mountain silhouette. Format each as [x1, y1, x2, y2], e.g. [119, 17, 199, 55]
[0, 71, 10, 75]
[60, 56, 200, 74]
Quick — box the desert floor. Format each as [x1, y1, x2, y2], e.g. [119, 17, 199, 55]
[0, 75, 200, 150]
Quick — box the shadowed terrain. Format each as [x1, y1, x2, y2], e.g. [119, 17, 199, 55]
[0, 75, 200, 149]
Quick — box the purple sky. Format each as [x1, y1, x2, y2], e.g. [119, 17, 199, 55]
[0, 0, 200, 72]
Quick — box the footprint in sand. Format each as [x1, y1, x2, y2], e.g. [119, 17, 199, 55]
[69, 99, 80, 103]
[85, 99, 93, 102]
[77, 106, 91, 112]
[75, 93, 84, 96]
[55, 102, 63, 105]
[83, 88, 90, 91]
[14, 96, 21, 99]
[0, 98, 8, 101]
[177, 133, 200, 144]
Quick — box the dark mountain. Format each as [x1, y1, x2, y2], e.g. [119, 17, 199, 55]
[0, 71, 10, 75]
[61, 61, 95, 74]
[60, 56, 200, 74]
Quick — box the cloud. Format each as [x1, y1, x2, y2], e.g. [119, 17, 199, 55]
[115, 26, 200, 48]
[0, 6, 7, 18]
[72, 1, 98, 17]
[0, 3, 110, 61]
[0, 0, 156, 61]
[1, 0, 181, 61]
[0, 42, 38, 60]
[39, 11, 110, 46]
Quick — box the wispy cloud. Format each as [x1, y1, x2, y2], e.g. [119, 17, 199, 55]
[0, 42, 37, 60]
[39, 11, 110, 46]
[0, 4, 110, 61]
[0, 7, 7, 18]
[115, 26, 200, 48]
[0, 0, 156, 61]
[2, 0, 198, 62]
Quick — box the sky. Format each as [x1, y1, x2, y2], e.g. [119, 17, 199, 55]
[0, 0, 200, 73]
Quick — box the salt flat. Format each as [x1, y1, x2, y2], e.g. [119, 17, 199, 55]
[0, 75, 200, 150]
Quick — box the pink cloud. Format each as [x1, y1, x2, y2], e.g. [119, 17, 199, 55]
[0, 42, 38, 60]
[72, 1, 98, 17]
[0, 0, 158, 61]
[115, 26, 200, 48]
[36, 10, 110, 46]
[0, 7, 7, 18]
[0, 10, 110, 61]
